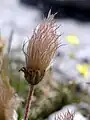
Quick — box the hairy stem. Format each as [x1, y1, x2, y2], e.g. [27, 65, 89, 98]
[24, 85, 34, 120]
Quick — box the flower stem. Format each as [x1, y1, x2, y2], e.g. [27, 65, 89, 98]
[24, 85, 34, 120]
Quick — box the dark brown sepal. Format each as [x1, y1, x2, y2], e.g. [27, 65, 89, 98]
[19, 67, 45, 85]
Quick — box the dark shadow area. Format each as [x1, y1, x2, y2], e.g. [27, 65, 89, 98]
[20, 0, 90, 22]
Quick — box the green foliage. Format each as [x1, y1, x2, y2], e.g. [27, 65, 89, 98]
[8, 56, 90, 120]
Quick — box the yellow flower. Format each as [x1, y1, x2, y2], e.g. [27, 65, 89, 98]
[76, 64, 89, 78]
[66, 35, 80, 45]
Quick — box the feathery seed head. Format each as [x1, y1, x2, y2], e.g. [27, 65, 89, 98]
[55, 110, 75, 120]
[20, 13, 61, 85]
[0, 78, 22, 120]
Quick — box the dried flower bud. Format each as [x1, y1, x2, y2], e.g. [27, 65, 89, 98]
[55, 110, 75, 120]
[20, 13, 61, 85]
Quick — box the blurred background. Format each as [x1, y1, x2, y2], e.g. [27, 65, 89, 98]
[0, 0, 90, 120]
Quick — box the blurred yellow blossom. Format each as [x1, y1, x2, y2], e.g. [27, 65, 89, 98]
[76, 64, 89, 78]
[66, 35, 80, 45]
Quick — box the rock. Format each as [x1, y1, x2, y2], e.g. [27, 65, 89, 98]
[76, 46, 90, 64]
